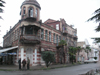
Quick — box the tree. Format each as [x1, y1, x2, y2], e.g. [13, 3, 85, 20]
[41, 51, 55, 67]
[76, 46, 82, 62]
[69, 47, 77, 64]
[87, 8, 100, 43]
[0, 0, 5, 19]
[58, 40, 67, 64]
[87, 8, 100, 23]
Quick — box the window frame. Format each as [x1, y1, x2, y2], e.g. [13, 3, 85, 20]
[56, 24, 59, 30]
[49, 31, 51, 42]
[53, 33, 55, 43]
[23, 7, 26, 15]
[41, 29, 44, 40]
[45, 30, 48, 41]
[28, 7, 33, 17]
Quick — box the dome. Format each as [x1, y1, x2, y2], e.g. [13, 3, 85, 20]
[21, 0, 41, 9]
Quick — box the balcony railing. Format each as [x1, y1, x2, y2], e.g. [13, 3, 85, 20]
[20, 35, 40, 44]
[63, 30, 68, 35]
[22, 14, 37, 22]
[73, 35, 77, 40]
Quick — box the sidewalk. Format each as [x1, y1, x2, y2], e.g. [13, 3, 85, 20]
[0, 63, 83, 71]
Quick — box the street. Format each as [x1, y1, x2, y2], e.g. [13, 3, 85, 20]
[0, 63, 100, 75]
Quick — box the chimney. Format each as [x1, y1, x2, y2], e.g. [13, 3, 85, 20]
[10, 26, 12, 30]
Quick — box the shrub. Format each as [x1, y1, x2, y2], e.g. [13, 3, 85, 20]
[41, 51, 55, 67]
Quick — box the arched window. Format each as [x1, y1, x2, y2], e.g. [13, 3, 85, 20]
[28, 7, 33, 17]
[35, 9, 38, 17]
[23, 7, 26, 15]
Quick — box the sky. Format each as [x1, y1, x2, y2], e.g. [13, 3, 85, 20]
[0, 0, 100, 46]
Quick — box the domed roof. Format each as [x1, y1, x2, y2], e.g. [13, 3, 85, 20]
[21, 0, 41, 9]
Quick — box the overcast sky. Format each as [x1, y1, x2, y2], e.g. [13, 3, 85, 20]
[0, 0, 100, 46]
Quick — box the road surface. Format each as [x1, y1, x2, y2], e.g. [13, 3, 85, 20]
[0, 63, 100, 75]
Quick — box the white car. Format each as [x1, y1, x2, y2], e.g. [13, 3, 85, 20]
[84, 59, 98, 63]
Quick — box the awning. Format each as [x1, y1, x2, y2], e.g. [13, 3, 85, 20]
[0, 52, 17, 56]
[0, 46, 18, 53]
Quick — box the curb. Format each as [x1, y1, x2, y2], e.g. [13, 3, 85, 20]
[0, 63, 84, 71]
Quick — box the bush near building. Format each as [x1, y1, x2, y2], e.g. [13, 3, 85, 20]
[41, 51, 55, 67]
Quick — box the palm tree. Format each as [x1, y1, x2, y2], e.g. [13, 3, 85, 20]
[76, 46, 81, 62]
[69, 47, 77, 64]
[58, 40, 67, 64]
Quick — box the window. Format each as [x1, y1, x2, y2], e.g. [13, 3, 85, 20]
[23, 7, 26, 15]
[35, 9, 38, 17]
[74, 33, 77, 36]
[63, 37, 65, 40]
[25, 26, 33, 34]
[53, 33, 55, 43]
[45, 30, 48, 41]
[49, 31, 51, 42]
[59, 36, 61, 42]
[41, 29, 44, 40]
[56, 24, 59, 30]
[56, 35, 58, 44]
[28, 7, 33, 17]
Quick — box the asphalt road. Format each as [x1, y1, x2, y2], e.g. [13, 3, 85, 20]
[0, 63, 100, 75]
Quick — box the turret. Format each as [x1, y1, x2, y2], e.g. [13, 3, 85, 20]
[20, 0, 41, 21]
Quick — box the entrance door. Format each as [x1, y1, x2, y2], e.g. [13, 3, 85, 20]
[26, 48, 33, 66]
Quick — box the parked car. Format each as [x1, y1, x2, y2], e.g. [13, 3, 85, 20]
[84, 59, 98, 64]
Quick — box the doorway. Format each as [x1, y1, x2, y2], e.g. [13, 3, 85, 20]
[26, 48, 33, 66]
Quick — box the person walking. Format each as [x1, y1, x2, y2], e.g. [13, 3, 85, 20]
[22, 59, 26, 69]
[18, 58, 21, 70]
[27, 57, 30, 70]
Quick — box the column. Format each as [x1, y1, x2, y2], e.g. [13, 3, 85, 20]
[21, 48, 24, 62]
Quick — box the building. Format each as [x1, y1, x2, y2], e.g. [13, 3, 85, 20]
[2, 0, 77, 66]
[77, 40, 91, 62]
[90, 44, 100, 61]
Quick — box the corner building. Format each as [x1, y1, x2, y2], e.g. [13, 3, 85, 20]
[3, 0, 78, 66]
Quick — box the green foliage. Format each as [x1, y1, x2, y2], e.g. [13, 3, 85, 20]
[69, 47, 77, 64]
[0, 0, 5, 19]
[94, 57, 97, 60]
[87, 8, 100, 43]
[41, 51, 55, 67]
[92, 38, 100, 43]
[86, 46, 91, 52]
[58, 40, 67, 64]
[58, 40, 67, 46]
[87, 8, 100, 23]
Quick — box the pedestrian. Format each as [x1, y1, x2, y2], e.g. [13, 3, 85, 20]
[18, 58, 21, 70]
[22, 59, 26, 69]
[27, 57, 30, 70]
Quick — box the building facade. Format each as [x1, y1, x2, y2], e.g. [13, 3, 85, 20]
[77, 41, 88, 62]
[3, 0, 77, 66]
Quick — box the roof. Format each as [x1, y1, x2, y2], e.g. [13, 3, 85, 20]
[21, 0, 41, 9]
[77, 41, 85, 47]
[44, 19, 58, 24]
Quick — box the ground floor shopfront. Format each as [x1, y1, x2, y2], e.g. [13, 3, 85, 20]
[0, 45, 71, 66]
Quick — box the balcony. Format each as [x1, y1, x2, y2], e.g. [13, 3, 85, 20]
[73, 36, 78, 40]
[20, 35, 40, 44]
[22, 14, 37, 22]
[63, 31, 68, 36]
